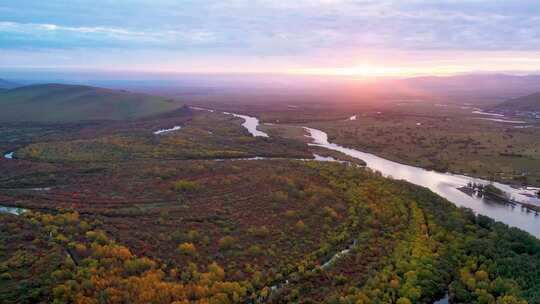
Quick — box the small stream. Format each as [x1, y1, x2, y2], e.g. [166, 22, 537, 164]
[433, 294, 449, 304]
[476, 118, 526, 123]
[320, 240, 357, 269]
[0, 205, 27, 215]
[153, 126, 182, 135]
[472, 110, 505, 117]
[262, 239, 358, 301]
[472, 109, 528, 124]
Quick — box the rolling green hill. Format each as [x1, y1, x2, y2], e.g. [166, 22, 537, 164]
[0, 83, 184, 122]
[493, 92, 540, 112]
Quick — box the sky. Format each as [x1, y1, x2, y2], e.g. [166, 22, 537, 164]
[1, 0, 540, 78]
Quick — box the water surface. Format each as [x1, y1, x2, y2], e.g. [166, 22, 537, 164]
[476, 118, 526, 123]
[472, 110, 504, 117]
[223, 112, 269, 137]
[189, 109, 540, 238]
[154, 126, 182, 135]
[191, 106, 269, 137]
[433, 294, 449, 304]
[305, 127, 540, 238]
[0, 205, 27, 215]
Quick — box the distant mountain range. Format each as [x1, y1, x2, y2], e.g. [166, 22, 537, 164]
[387, 74, 540, 100]
[493, 92, 540, 112]
[112, 73, 540, 104]
[0, 83, 184, 122]
[3, 74, 540, 114]
[0, 78, 19, 90]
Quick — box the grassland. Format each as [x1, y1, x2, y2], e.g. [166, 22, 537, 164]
[4, 107, 309, 163]
[256, 102, 540, 187]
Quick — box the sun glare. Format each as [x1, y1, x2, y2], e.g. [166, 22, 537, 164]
[288, 64, 473, 78]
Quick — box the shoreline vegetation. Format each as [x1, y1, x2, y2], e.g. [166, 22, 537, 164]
[461, 183, 540, 213]
[308, 117, 540, 187]
[234, 102, 537, 189]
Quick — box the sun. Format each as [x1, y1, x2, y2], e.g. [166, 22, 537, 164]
[288, 64, 472, 78]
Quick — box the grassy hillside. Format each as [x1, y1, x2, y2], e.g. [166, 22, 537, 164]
[493, 92, 540, 112]
[0, 84, 184, 122]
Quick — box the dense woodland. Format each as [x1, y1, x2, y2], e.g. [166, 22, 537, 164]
[1, 106, 540, 303]
[2, 160, 540, 303]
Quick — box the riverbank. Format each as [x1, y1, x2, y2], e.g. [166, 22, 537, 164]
[190, 110, 540, 238]
[305, 110, 540, 188]
[328, 141, 540, 189]
[304, 127, 540, 238]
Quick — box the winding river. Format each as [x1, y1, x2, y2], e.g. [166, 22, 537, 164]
[0, 205, 26, 215]
[3, 109, 540, 302]
[192, 106, 269, 137]
[305, 127, 540, 238]
[223, 112, 269, 137]
[4, 109, 540, 239]
[193, 108, 540, 237]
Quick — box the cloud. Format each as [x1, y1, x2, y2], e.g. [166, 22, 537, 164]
[2, 1, 540, 52]
[0, 21, 220, 47]
[0, 0, 540, 73]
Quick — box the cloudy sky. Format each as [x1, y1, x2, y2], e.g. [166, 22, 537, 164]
[1, 0, 540, 77]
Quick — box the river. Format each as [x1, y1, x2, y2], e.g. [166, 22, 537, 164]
[223, 112, 269, 137]
[0, 205, 27, 215]
[3, 109, 539, 303]
[214, 112, 540, 300]
[305, 127, 540, 239]
[4, 109, 540, 238]
[191, 106, 269, 137]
